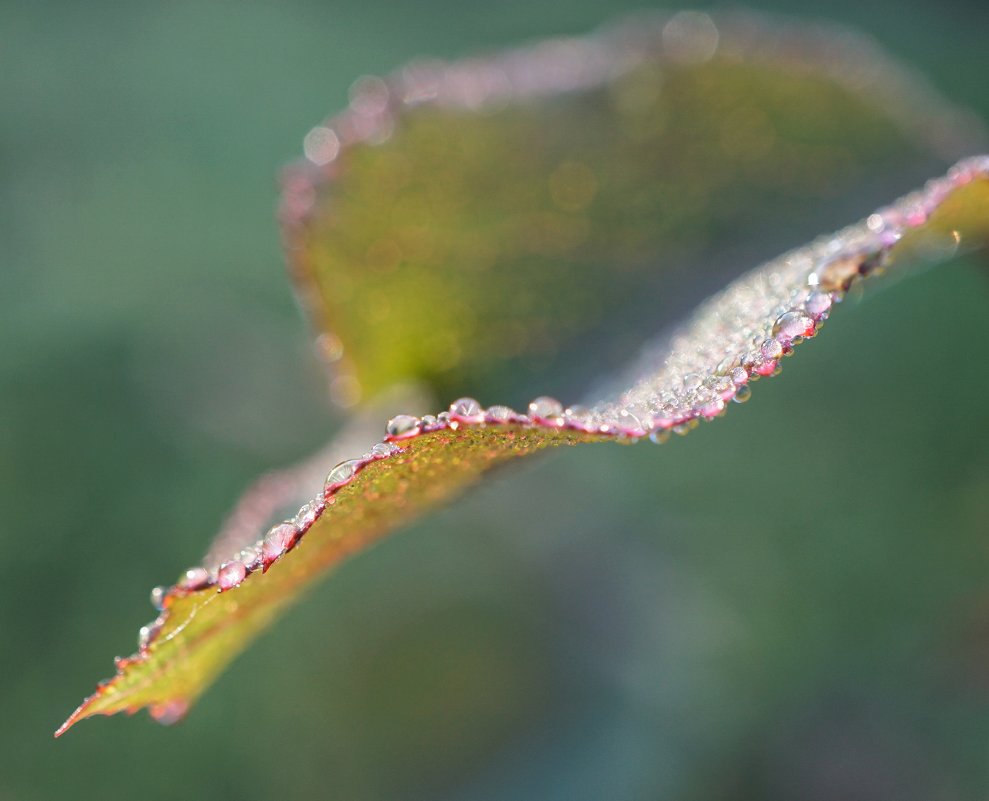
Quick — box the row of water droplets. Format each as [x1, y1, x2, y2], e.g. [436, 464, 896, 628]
[136, 156, 988, 653]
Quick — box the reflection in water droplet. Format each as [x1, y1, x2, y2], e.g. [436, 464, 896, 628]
[325, 459, 361, 488]
[262, 522, 299, 568]
[485, 405, 514, 422]
[294, 500, 321, 530]
[805, 291, 832, 316]
[761, 338, 784, 360]
[178, 567, 210, 591]
[730, 366, 749, 386]
[772, 310, 816, 343]
[733, 384, 752, 403]
[649, 428, 670, 444]
[450, 397, 483, 419]
[217, 561, 247, 591]
[529, 396, 563, 420]
[386, 414, 421, 438]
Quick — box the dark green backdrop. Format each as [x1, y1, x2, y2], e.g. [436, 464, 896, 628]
[3, 1, 988, 799]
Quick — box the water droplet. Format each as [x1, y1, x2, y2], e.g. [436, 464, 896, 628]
[386, 414, 420, 438]
[239, 545, 262, 570]
[754, 359, 778, 377]
[760, 338, 784, 360]
[733, 385, 752, 403]
[682, 373, 702, 390]
[485, 405, 514, 422]
[805, 291, 832, 316]
[149, 699, 189, 727]
[564, 405, 592, 427]
[449, 397, 483, 419]
[371, 442, 399, 457]
[138, 618, 163, 649]
[294, 500, 321, 530]
[730, 366, 749, 386]
[150, 586, 167, 611]
[217, 561, 247, 591]
[178, 567, 210, 591]
[420, 414, 438, 427]
[528, 396, 563, 420]
[699, 398, 725, 418]
[325, 459, 361, 488]
[772, 310, 815, 343]
[262, 522, 299, 568]
[649, 428, 670, 444]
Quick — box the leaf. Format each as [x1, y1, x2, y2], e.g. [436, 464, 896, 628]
[58, 12, 989, 736]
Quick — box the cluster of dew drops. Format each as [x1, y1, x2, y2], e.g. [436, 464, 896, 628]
[137, 291, 834, 652]
[135, 154, 989, 653]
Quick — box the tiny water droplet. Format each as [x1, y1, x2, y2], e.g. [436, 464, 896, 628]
[450, 397, 483, 419]
[733, 385, 752, 403]
[138, 619, 162, 650]
[294, 500, 321, 530]
[420, 414, 438, 427]
[682, 373, 702, 390]
[485, 405, 514, 422]
[325, 459, 361, 488]
[772, 310, 815, 343]
[371, 442, 399, 456]
[386, 414, 420, 437]
[528, 396, 563, 420]
[805, 291, 832, 316]
[649, 428, 670, 444]
[239, 545, 262, 570]
[178, 566, 210, 591]
[760, 338, 783, 360]
[217, 561, 247, 591]
[564, 405, 593, 428]
[755, 359, 778, 377]
[262, 522, 299, 568]
[730, 366, 749, 386]
[150, 586, 167, 611]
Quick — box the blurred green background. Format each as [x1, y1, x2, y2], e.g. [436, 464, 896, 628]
[3, 1, 989, 799]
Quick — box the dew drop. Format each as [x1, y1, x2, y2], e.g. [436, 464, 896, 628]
[138, 619, 162, 650]
[730, 366, 749, 386]
[805, 291, 832, 317]
[772, 310, 816, 343]
[755, 359, 778, 377]
[371, 442, 399, 456]
[217, 561, 247, 591]
[485, 405, 514, 422]
[564, 405, 592, 427]
[528, 396, 563, 420]
[178, 566, 210, 591]
[294, 500, 321, 530]
[239, 545, 262, 570]
[325, 459, 361, 488]
[760, 338, 784, 360]
[450, 397, 483, 419]
[733, 384, 752, 403]
[386, 414, 421, 438]
[262, 522, 299, 568]
[150, 586, 167, 611]
[649, 428, 670, 444]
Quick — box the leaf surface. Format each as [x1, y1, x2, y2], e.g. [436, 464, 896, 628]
[58, 12, 989, 736]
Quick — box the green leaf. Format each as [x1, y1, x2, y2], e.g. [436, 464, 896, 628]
[58, 12, 989, 736]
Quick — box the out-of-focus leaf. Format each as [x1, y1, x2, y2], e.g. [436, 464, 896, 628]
[58, 12, 988, 736]
[284, 11, 980, 405]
